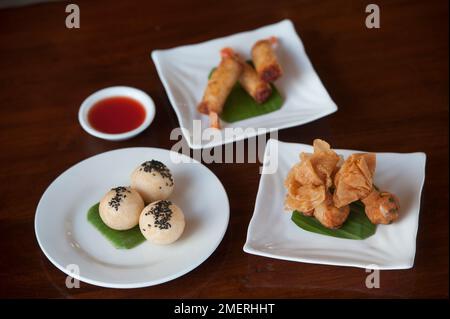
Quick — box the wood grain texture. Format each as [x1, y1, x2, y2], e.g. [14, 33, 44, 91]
[0, 0, 448, 298]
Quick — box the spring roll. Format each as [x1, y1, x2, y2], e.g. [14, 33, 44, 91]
[197, 49, 242, 128]
[221, 48, 272, 103]
[251, 36, 283, 82]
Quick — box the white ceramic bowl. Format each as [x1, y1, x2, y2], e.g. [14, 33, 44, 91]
[78, 86, 155, 141]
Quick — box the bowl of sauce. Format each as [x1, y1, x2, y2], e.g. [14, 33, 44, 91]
[78, 86, 155, 141]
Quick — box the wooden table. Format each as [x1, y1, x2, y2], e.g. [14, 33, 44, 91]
[0, 0, 448, 298]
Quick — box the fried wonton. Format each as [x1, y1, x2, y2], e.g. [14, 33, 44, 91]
[362, 189, 400, 224]
[294, 153, 323, 186]
[333, 153, 376, 208]
[284, 139, 340, 214]
[310, 139, 341, 188]
[314, 192, 350, 229]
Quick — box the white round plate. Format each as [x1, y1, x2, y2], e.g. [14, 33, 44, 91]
[35, 147, 229, 288]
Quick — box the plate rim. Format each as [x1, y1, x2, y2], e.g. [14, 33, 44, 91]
[34, 147, 230, 288]
[243, 138, 426, 270]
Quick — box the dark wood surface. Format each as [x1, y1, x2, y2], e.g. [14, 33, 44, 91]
[0, 0, 448, 298]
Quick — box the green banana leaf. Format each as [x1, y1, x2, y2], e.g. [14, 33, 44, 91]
[87, 203, 146, 249]
[291, 201, 376, 240]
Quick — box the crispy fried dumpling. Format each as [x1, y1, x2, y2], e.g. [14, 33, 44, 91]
[284, 139, 340, 216]
[310, 139, 340, 188]
[285, 184, 326, 213]
[333, 153, 376, 208]
[294, 153, 323, 186]
[284, 162, 326, 213]
[285, 139, 401, 229]
[313, 192, 350, 229]
[285, 194, 315, 216]
[362, 189, 400, 224]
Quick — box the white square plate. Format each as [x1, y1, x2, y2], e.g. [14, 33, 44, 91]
[152, 20, 338, 149]
[244, 139, 426, 269]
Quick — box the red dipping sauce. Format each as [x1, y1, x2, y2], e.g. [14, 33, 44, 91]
[88, 96, 146, 134]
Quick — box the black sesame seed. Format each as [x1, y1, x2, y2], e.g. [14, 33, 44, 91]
[140, 160, 174, 186]
[108, 187, 131, 211]
[148, 200, 173, 230]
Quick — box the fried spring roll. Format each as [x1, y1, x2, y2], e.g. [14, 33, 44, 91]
[197, 49, 242, 128]
[221, 48, 272, 103]
[209, 111, 220, 129]
[251, 36, 283, 82]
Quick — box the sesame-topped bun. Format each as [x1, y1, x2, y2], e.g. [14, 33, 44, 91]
[131, 160, 174, 203]
[99, 186, 144, 230]
[139, 200, 185, 245]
